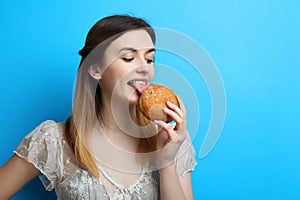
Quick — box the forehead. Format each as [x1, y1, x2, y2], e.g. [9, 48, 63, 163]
[107, 29, 154, 53]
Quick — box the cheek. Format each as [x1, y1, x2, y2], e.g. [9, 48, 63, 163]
[100, 70, 119, 91]
[102, 68, 131, 93]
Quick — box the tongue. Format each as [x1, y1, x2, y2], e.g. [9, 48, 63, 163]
[135, 84, 148, 94]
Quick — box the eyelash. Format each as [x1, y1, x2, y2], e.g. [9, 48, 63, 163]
[122, 58, 155, 64]
[122, 58, 134, 62]
[146, 59, 154, 64]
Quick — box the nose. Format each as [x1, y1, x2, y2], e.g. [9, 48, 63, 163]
[136, 64, 150, 74]
[135, 57, 150, 74]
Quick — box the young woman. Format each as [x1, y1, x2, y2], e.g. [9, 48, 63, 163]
[0, 15, 197, 200]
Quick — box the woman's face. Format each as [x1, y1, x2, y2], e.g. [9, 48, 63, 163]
[99, 29, 155, 105]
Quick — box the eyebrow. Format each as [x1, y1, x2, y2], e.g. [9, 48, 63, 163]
[118, 47, 155, 54]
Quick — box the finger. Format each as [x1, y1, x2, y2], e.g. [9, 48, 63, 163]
[166, 101, 183, 118]
[163, 107, 183, 125]
[176, 95, 187, 118]
[154, 120, 177, 138]
[154, 120, 172, 131]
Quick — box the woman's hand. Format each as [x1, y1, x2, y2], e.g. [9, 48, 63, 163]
[154, 95, 188, 167]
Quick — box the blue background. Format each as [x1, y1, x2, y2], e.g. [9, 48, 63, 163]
[1, 0, 299, 199]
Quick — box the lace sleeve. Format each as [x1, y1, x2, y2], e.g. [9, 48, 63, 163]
[14, 120, 65, 191]
[175, 134, 197, 178]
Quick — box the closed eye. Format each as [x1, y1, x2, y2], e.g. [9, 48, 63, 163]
[146, 59, 154, 64]
[122, 58, 134, 62]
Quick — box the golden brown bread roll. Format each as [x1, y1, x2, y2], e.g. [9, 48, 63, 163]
[139, 84, 179, 122]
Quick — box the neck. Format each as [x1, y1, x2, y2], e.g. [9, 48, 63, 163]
[101, 96, 141, 152]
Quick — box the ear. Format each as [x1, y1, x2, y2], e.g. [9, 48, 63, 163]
[88, 64, 102, 80]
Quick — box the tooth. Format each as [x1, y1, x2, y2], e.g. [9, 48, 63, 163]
[132, 80, 145, 85]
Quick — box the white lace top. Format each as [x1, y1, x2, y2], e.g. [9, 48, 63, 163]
[14, 120, 197, 200]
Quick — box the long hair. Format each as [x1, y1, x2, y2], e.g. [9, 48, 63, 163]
[64, 15, 156, 178]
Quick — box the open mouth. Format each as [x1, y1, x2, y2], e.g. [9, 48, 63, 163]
[127, 80, 149, 94]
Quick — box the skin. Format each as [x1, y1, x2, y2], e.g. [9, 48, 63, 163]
[0, 29, 194, 200]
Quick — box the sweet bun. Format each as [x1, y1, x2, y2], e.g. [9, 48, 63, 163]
[139, 84, 179, 122]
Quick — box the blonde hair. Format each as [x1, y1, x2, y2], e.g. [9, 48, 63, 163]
[64, 65, 102, 177]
